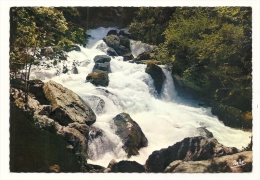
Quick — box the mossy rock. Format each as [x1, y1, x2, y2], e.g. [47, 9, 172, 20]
[86, 71, 109, 87]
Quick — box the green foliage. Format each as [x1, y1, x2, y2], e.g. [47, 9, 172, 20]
[128, 7, 176, 45]
[157, 7, 252, 110]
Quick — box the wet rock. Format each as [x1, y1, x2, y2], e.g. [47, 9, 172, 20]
[123, 53, 134, 61]
[107, 29, 118, 36]
[62, 65, 68, 74]
[145, 63, 165, 94]
[111, 113, 148, 157]
[93, 62, 111, 73]
[43, 80, 96, 126]
[119, 29, 131, 37]
[71, 66, 79, 74]
[164, 151, 252, 173]
[110, 160, 146, 173]
[86, 71, 109, 87]
[107, 47, 118, 56]
[93, 55, 111, 64]
[103, 34, 131, 56]
[136, 51, 152, 60]
[145, 136, 238, 172]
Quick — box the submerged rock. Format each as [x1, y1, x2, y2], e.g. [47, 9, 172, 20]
[197, 127, 214, 138]
[111, 113, 148, 157]
[145, 136, 238, 172]
[84, 95, 105, 115]
[164, 151, 252, 173]
[43, 80, 96, 126]
[86, 71, 109, 87]
[145, 63, 165, 95]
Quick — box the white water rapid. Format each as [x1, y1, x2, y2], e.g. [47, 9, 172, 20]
[30, 27, 251, 167]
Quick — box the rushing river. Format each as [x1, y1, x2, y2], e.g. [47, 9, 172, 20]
[30, 27, 251, 167]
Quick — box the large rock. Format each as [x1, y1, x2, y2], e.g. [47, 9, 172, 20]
[86, 71, 109, 87]
[110, 160, 146, 173]
[93, 55, 111, 64]
[145, 63, 165, 95]
[103, 34, 131, 56]
[111, 113, 148, 157]
[93, 62, 111, 73]
[43, 80, 96, 126]
[145, 136, 238, 172]
[164, 151, 252, 173]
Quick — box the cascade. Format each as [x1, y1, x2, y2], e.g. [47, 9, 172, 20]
[30, 27, 251, 167]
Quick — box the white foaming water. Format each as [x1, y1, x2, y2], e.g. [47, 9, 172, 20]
[30, 27, 251, 167]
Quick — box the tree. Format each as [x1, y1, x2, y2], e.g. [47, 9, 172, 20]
[10, 7, 74, 108]
[128, 7, 176, 45]
[157, 7, 252, 111]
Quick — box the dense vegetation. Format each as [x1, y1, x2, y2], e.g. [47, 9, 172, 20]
[128, 7, 252, 115]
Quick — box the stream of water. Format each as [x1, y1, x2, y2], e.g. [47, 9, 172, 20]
[30, 27, 251, 167]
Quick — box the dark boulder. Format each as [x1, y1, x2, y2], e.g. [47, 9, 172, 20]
[86, 71, 109, 87]
[43, 80, 96, 126]
[111, 113, 148, 157]
[107, 29, 118, 36]
[93, 55, 111, 64]
[71, 66, 79, 74]
[103, 34, 131, 56]
[123, 53, 134, 61]
[110, 160, 146, 173]
[136, 51, 152, 60]
[145, 63, 165, 95]
[62, 65, 68, 74]
[93, 62, 111, 73]
[107, 47, 118, 56]
[119, 35, 130, 48]
[145, 136, 238, 172]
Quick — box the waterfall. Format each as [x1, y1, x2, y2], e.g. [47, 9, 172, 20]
[30, 27, 251, 167]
